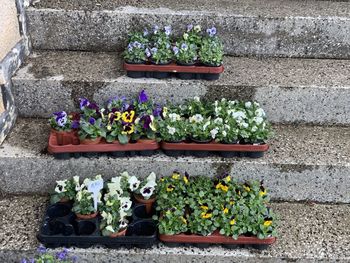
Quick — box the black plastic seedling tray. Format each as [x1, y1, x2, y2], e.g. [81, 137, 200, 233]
[37, 203, 158, 249]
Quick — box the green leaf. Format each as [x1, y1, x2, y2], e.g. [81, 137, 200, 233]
[118, 134, 129, 144]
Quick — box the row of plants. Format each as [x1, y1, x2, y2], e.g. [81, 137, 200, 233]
[50, 90, 272, 146]
[155, 171, 277, 239]
[51, 172, 157, 237]
[51, 171, 277, 241]
[21, 246, 77, 263]
[123, 24, 223, 67]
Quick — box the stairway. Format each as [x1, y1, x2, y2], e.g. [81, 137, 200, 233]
[1, 0, 350, 262]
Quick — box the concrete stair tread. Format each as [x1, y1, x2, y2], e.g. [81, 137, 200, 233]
[2, 118, 350, 166]
[30, 0, 350, 18]
[1, 195, 350, 262]
[12, 51, 350, 124]
[0, 118, 350, 202]
[14, 51, 350, 87]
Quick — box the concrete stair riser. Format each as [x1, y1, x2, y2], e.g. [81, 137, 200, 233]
[12, 52, 350, 125]
[1, 119, 350, 203]
[26, 0, 350, 58]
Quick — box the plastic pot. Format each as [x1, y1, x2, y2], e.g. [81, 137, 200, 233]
[80, 137, 102, 145]
[133, 194, 156, 214]
[75, 211, 98, 220]
[110, 228, 127, 238]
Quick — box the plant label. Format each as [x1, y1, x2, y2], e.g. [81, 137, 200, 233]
[87, 179, 104, 210]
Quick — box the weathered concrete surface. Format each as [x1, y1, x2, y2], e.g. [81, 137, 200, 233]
[13, 51, 350, 125]
[0, 0, 21, 61]
[1, 118, 350, 202]
[0, 40, 27, 144]
[1, 196, 350, 262]
[27, 0, 350, 58]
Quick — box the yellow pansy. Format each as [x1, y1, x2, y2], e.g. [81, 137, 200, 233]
[225, 175, 231, 182]
[223, 207, 229, 214]
[264, 220, 272, 227]
[230, 219, 236, 225]
[121, 124, 134, 135]
[259, 190, 267, 197]
[121, 110, 135, 123]
[229, 201, 235, 205]
[166, 185, 175, 192]
[200, 205, 208, 211]
[243, 185, 251, 192]
[163, 107, 168, 117]
[114, 111, 122, 121]
[181, 216, 187, 224]
[201, 212, 212, 219]
[183, 176, 189, 184]
[172, 172, 180, 180]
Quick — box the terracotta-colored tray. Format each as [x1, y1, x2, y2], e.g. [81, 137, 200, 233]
[124, 62, 224, 73]
[159, 231, 276, 246]
[161, 141, 269, 152]
[47, 131, 160, 154]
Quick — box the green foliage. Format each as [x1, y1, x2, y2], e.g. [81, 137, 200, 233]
[72, 190, 96, 215]
[78, 118, 106, 140]
[174, 40, 197, 64]
[155, 172, 278, 239]
[199, 36, 224, 66]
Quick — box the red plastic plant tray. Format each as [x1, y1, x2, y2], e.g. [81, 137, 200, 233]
[124, 62, 224, 74]
[159, 231, 276, 246]
[47, 131, 160, 154]
[161, 141, 269, 152]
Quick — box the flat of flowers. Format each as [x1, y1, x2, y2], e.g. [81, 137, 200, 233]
[159, 231, 276, 246]
[124, 62, 224, 80]
[38, 203, 158, 249]
[161, 141, 269, 153]
[47, 131, 160, 154]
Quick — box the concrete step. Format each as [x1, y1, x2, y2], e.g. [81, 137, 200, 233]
[1, 118, 350, 202]
[12, 51, 350, 125]
[27, 0, 350, 58]
[1, 195, 350, 262]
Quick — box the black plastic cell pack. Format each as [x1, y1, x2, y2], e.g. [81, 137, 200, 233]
[162, 150, 264, 158]
[126, 71, 220, 80]
[52, 150, 159, 160]
[37, 203, 158, 249]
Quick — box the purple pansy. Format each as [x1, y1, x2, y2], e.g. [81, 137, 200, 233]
[89, 117, 96, 125]
[153, 105, 162, 117]
[20, 259, 27, 263]
[187, 24, 193, 32]
[206, 27, 217, 37]
[79, 98, 90, 110]
[143, 28, 149, 36]
[142, 115, 151, 129]
[138, 90, 148, 104]
[145, 48, 151, 58]
[151, 47, 158, 54]
[153, 25, 159, 34]
[71, 120, 80, 129]
[172, 46, 179, 55]
[127, 43, 133, 52]
[37, 244, 47, 254]
[181, 43, 188, 50]
[133, 41, 142, 49]
[164, 25, 172, 36]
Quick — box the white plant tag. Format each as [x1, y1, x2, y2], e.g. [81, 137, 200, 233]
[87, 179, 103, 211]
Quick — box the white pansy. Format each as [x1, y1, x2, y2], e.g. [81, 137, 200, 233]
[149, 115, 157, 131]
[128, 176, 140, 191]
[193, 96, 200, 102]
[119, 208, 128, 219]
[231, 111, 246, 120]
[55, 180, 67, 193]
[167, 125, 176, 135]
[120, 171, 129, 179]
[214, 118, 223, 124]
[108, 177, 123, 196]
[146, 172, 157, 186]
[245, 102, 252, 108]
[255, 108, 265, 117]
[194, 25, 201, 32]
[254, 101, 260, 107]
[222, 130, 227, 137]
[134, 117, 140, 124]
[76, 190, 83, 202]
[252, 126, 258, 132]
[189, 114, 204, 123]
[221, 98, 227, 103]
[119, 197, 132, 211]
[241, 122, 249, 128]
[140, 183, 155, 200]
[214, 100, 219, 107]
[105, 225, 115, 233]
[202, 121, 211, 131]
[119, 218, 128, 229]
[253, 117, 264, 125]
[169, 113, 180, 122]
[210, 128, 219, 139]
